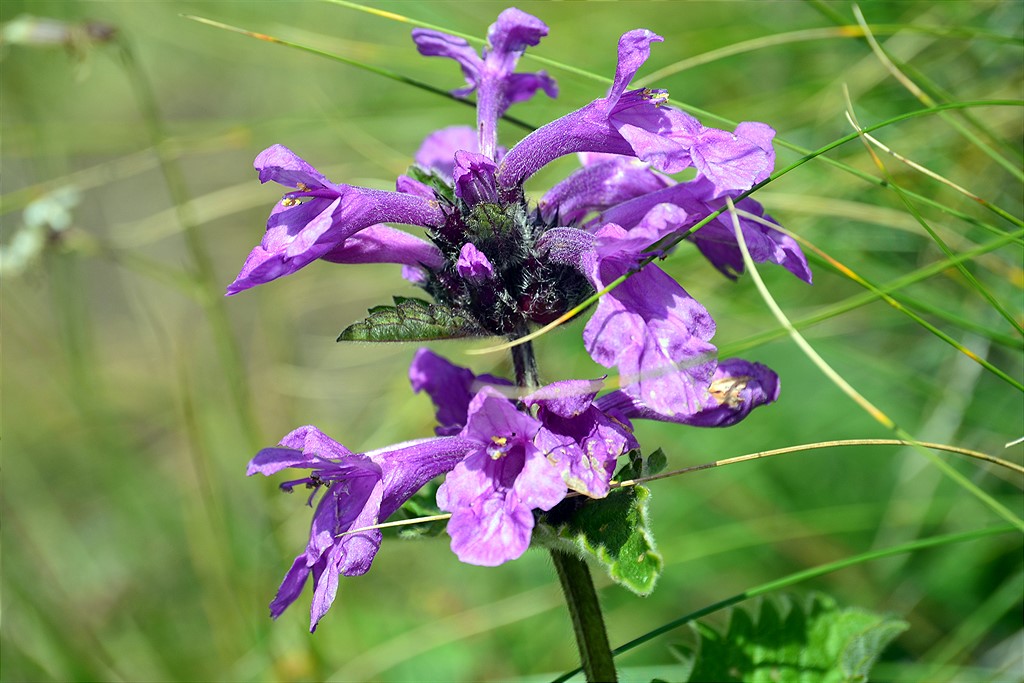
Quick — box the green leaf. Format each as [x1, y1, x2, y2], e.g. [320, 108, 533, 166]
[539, 480, 663, 596]
[337, 296, 486, 342]
[406, 164, 455, 203]
[671, 593, 909, 683]
[645, 447, 668, 476]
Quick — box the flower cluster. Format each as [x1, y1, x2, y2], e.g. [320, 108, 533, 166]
[234, 8, 808, 631]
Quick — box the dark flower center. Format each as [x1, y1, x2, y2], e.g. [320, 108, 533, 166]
[420, 187, 594, 335]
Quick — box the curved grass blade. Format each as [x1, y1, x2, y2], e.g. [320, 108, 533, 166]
[613, 439, 1024, 488]
[633, 23, 1023, 89]
[734, 207, 1023, 391]
[725, 197, 1023, 531]
[851, 4, 1024, 183]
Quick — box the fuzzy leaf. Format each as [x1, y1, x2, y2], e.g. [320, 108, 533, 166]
[671, 593, 908, 683]
[540, 481, 662, 596]
[337, 296, 486, 342]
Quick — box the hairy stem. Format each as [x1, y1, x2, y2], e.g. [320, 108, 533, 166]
[551, 549, 617, 682]
[509, 333, 616, 682]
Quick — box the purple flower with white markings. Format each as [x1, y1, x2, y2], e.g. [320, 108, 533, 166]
[437, 386, 565, 566]
[247, 425, 473, 630]
[227, 145, 445, 294]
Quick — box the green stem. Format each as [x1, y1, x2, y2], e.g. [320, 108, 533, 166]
[551, 549, 618, 683]
[509, 333, 616, 682]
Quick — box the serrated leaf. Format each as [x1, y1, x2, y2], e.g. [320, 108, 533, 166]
[541, 482, 662, 596]
[337, 296, 486, 342]
[673, 592, 909, 683]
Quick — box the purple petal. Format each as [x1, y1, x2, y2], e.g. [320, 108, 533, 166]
[320, 225, 444, 269]
[461, 386, 542, 447]
[269, 555, 311, 619]
[525, 379, 602, 418]
[504, 71, 558, 105]
[533, 407, 636, 498]
[595, 178, 811, 283]
[402, 265, 429, 285]
[487, 7, 549, 59]
[606, 30, 663, 105]
[254, 144, 333, 189]
[456, 242, 496, 282]
[396, 174, 435, 199]
[584, 240, 718, 417]
[596, 358, 780, 428]
[515, 441, 571, 510]
[593, 202, 687, 258]
[279, 425, 355, 458]
[539, 155, 670, 224]
[414, 126, 480, 179]
[689, 123, 776, 195]
[412, 29, 482, 92]
[453, 151, 499, 205]
[441, 486, 535, 566]
[409, 349, 511, 436]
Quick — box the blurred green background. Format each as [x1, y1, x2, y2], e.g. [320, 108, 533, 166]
[3, 1, 1022, 681]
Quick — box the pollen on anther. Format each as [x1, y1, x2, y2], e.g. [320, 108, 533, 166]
[281, 198, 301, 207]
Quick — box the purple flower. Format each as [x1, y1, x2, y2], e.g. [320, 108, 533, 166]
[413, 8, 557, 159]
[453, 151, 500, 206]
[496, 30, 775, 197]
[227, 145, 446, 294]
[539, 153, 671, 224]
[525, 380, 638, 498]
[414, 125, 482, 179]
[437, 387, 567, 566]
[456, 242, 496, 282]
[412, 350, 636, 500]
[248, 425, 472, 630]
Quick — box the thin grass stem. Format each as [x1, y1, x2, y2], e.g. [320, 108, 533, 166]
[844, 93, 1024, 337]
